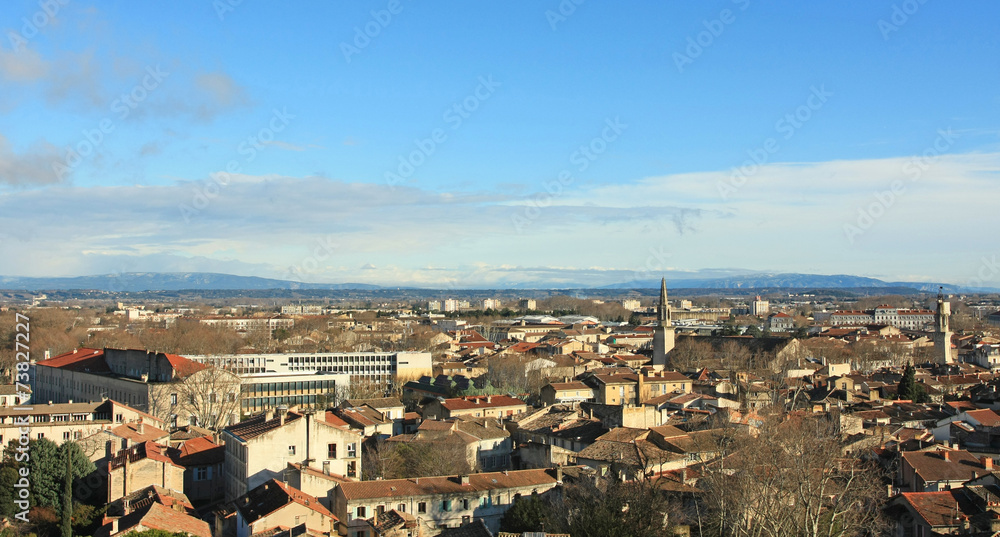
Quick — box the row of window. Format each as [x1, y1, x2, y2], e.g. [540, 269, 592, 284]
[356, 495, 508, 519]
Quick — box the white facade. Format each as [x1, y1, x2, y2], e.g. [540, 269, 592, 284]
[222, 410, 363, 502]
[188, 351, 432, 384]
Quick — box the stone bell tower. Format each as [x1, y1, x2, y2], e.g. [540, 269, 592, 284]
[652, 278, 675, 370]
[932, 287, 954, 364]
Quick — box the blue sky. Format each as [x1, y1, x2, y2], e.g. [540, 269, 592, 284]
[1, 1, 999, 288]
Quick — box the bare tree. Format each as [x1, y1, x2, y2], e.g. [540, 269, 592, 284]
[669, 337, 714, 372]
[698, 413, 887, 537]
[152, 366, 243, 430]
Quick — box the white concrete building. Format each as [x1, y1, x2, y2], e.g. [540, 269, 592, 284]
[222, 407, 363, 502]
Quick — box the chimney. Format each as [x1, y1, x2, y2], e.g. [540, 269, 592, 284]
[459, 474, 470, 485]
[681, 468, 688, 484]
[486, 395, 492, 404]
[265, 409, 274, 421]
[556, 464, 563, 484]
[111, 518, 118, 534]
[984, 456, 994, 471]
[136, 418, 144, 435]
[943, 451, 951, 462]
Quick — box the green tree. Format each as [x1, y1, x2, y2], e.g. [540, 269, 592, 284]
[897, 363, 929, 403]
[500, 492, 553, 533]
[62, 449, 74, 537]
[5, 439, 96, 511]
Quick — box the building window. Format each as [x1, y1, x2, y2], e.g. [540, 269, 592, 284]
[377, 505, 385, 515]
[461, 499, 469, 510]
[356, 506, 366, 518]
[398, 504, 406, 512]
[418, 502, 426, 513]
[442, 500, 452, 512]
[170, 393, 177, 405]
[288, 445, 296, 456]
[196, 467, 208, 480]
[347, 461, 356, 477]
[328, 443, 337, 458]
[63, 432, 70, 441]
[347, 443, 357, 458]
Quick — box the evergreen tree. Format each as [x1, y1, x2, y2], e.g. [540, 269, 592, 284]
[897, 363, 916, 400]
[61, 451, 72, 537]
[897, 363, 928, 402]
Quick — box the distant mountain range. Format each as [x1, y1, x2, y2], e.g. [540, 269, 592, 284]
[603, 273, 981, 293]
[0, 271, 993, 293]
[0, 273, 383, 292]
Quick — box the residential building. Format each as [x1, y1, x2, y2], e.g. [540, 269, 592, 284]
[767, 312, 794, 332]
[198, 316, 294, 335]
[540, 381, 595, 406]
[421, 395, 528, 421]
[482, 299, 502, 310]
[518, 299, 537, 310]
[621, 299, 641, 310]
[234, 479, 337, 537]
[107, 441, 185, 502]
[0, 399, 162, 447]
[176, 435, 225, 504]
[333, 468, 563, 536]
[94, 498, 211, 537]
[829, 306, 935, 329]
[222, 407, 364, 502]
[32, 348, 242, 430]
[898, 449, 990, 492]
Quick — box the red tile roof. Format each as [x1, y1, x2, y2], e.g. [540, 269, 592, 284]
[965, 408, 1000, 427]
[106, 501, 211, 537]
[441, 395, 526, 411]
[898, 490, 978, 528]
[109, 441, 182, 470]
[339, 468, 559, 501]
[36, 347, 109, 372]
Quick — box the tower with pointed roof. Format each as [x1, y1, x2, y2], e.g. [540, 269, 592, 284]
[933, 287, 954, 364]
[652, 278, 675, 370]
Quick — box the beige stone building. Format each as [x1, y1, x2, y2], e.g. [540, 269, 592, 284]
[235, 479, 337, 537]
[107, 441, 185, 502]
[32, 348, 242, 430]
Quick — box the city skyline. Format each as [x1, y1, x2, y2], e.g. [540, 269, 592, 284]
[2, 2, 999, 288]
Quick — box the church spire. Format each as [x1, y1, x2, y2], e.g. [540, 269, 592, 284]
[658, 277, 669, 324]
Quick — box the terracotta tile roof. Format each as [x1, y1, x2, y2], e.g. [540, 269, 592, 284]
[225, 411, 302, 441]
[546, 381, 590, 392]
[965, 408, 1000, 427]
[441, 395, 526, 411]
[103, 501, 211, 537]
[106, 485, 195, 518]
[236, 479, 335, 524]
[177, 435, 224, 467]
[109, 441, 182, 470]
[339, 468, 560, 501]
[110, 422, 169, 444]
[901, 449, 986, 483]
[36, 347, 109, 372]
[897, 490, 978, 528]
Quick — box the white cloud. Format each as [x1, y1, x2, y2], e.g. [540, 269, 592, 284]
[2, 152, 999, 286]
